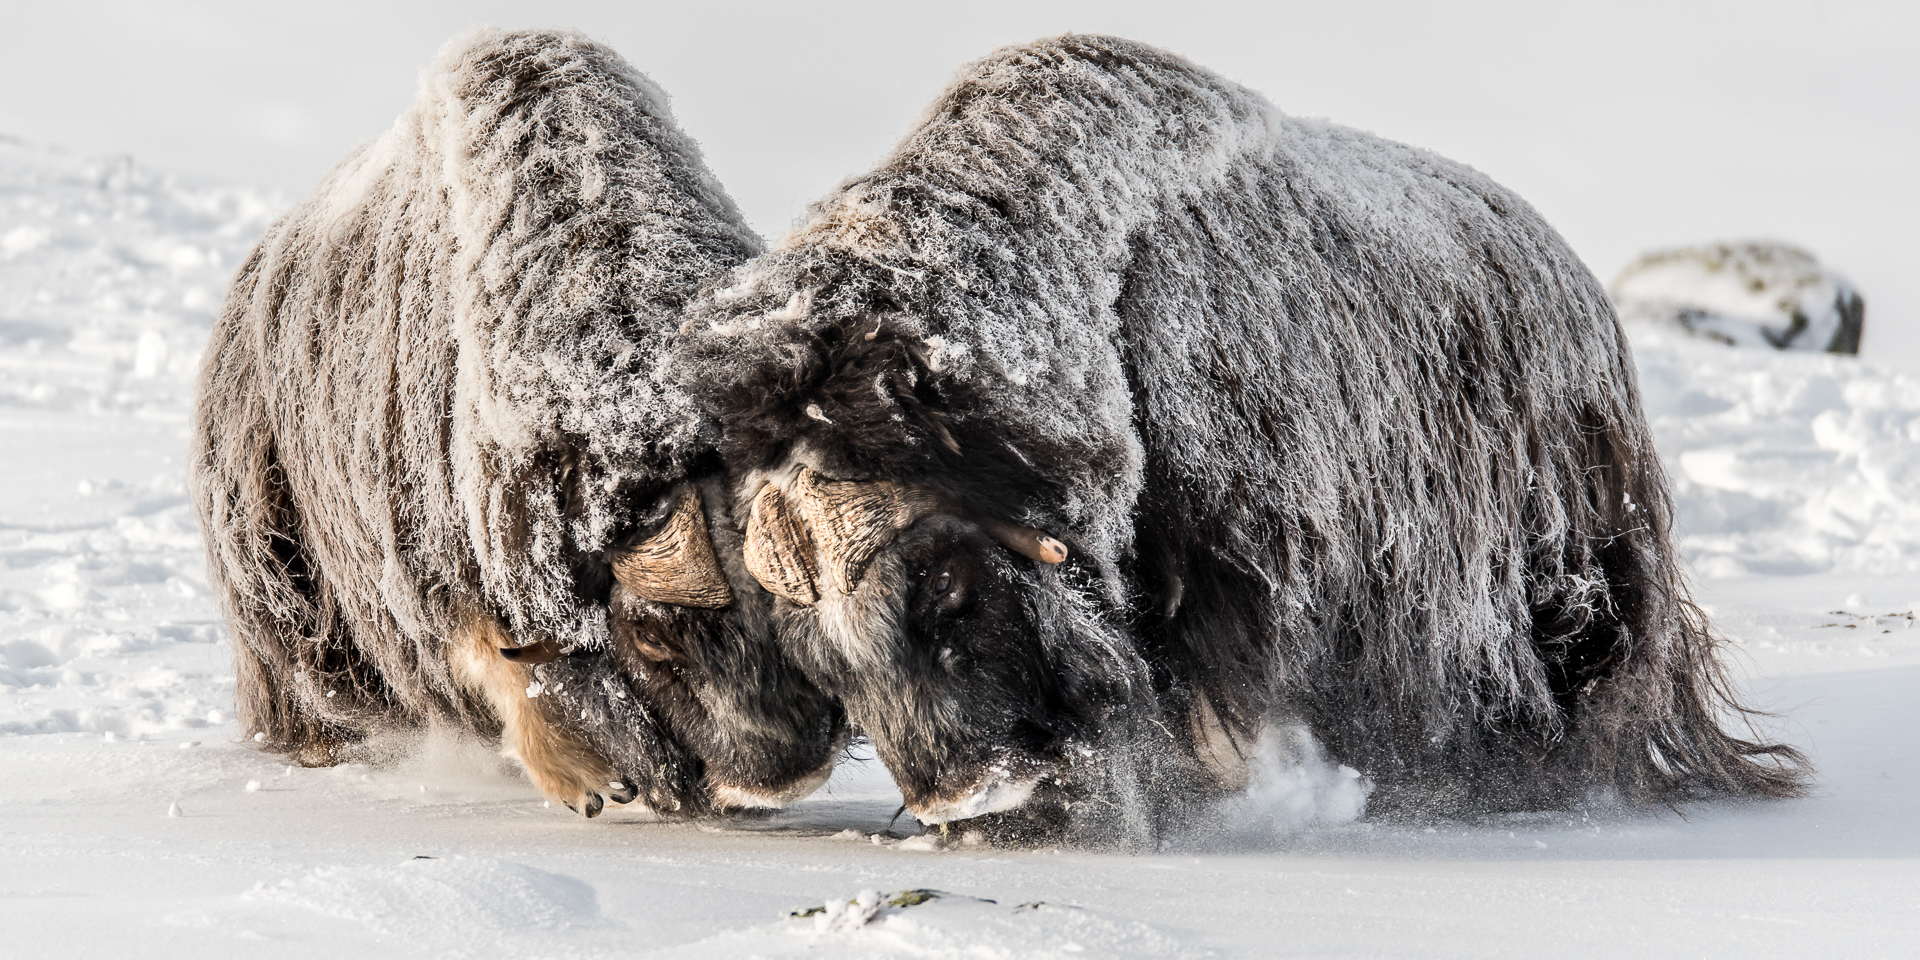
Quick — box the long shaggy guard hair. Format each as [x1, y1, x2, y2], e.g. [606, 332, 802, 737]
[190, 28, 844, 816]
[676, 33, 1807, 836]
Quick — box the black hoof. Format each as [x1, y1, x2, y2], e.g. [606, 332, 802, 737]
[608, 782, 637, 805]
[583, 793, 604, 818]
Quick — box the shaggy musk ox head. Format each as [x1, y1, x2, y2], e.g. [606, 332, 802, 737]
[522, 470, 848, 816]
[678, 290, 1148, 828]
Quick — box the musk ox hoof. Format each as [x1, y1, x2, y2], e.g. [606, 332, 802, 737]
[516, 737, 623, 818]
[561, 792, 606, 819]
[536, 764, 622, 819]
[288, 733, 361, 768]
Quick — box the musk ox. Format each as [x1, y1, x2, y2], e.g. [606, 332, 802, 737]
[677, 34, 1808, 836]
[190, 29, 845, 817]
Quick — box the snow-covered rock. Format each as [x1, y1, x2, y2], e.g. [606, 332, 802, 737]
[1612, 241, 1864, 354]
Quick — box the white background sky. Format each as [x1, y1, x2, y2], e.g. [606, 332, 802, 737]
[4, 0, 1914, 355]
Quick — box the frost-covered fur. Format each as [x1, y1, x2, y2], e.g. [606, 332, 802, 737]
[678, 34, 1807, 830]
[191, 29, 843, 815]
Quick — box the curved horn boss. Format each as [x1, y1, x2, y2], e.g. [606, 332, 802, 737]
[743, 468, 1065, 606]
[612, 485, 735, 609]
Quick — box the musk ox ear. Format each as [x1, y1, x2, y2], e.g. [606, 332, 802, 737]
[609, 486, 734, 609]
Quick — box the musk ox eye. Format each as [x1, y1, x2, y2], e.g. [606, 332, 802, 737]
[927, 563, 973, 615]
[633, 638, 675, 663]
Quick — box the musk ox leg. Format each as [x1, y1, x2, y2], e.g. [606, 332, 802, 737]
[193, 407, 384, 766]
[449, 613, 620, 817]
[229, 617, 366, 768]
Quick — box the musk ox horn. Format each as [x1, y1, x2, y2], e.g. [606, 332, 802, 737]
[979, 519, 1069, 564]
[610, 486, 735, 609]
[744, 483, 820, 605]
[793, 469, 945, 596]
[742, 466, 1067, 600]
[498, 638, 563, 663]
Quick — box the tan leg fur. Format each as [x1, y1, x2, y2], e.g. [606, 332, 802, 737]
[449, 613, 621, 816]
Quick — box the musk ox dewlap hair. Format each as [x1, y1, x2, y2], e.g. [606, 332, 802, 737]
[677, 33, 1807, 834]
[191, 28, 845, 817]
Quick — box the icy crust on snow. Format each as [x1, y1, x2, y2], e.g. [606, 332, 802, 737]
[0, 499, 225, 738]
[242, 857, 603, 938]
[1632, 323, 1920, 576]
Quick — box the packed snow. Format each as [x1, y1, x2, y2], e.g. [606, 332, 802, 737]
[2, 138, 1916, 957]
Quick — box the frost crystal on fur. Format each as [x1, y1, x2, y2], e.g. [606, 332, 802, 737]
[190, 29, 841, 812]
[679, 34, 1807, 829]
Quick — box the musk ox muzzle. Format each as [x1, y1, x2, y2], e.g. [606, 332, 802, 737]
[735, 466, 1109, 824]
[561, 478, 847, 815]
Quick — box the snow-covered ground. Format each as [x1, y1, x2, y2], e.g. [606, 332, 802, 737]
[2, 139, 1916, 958]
